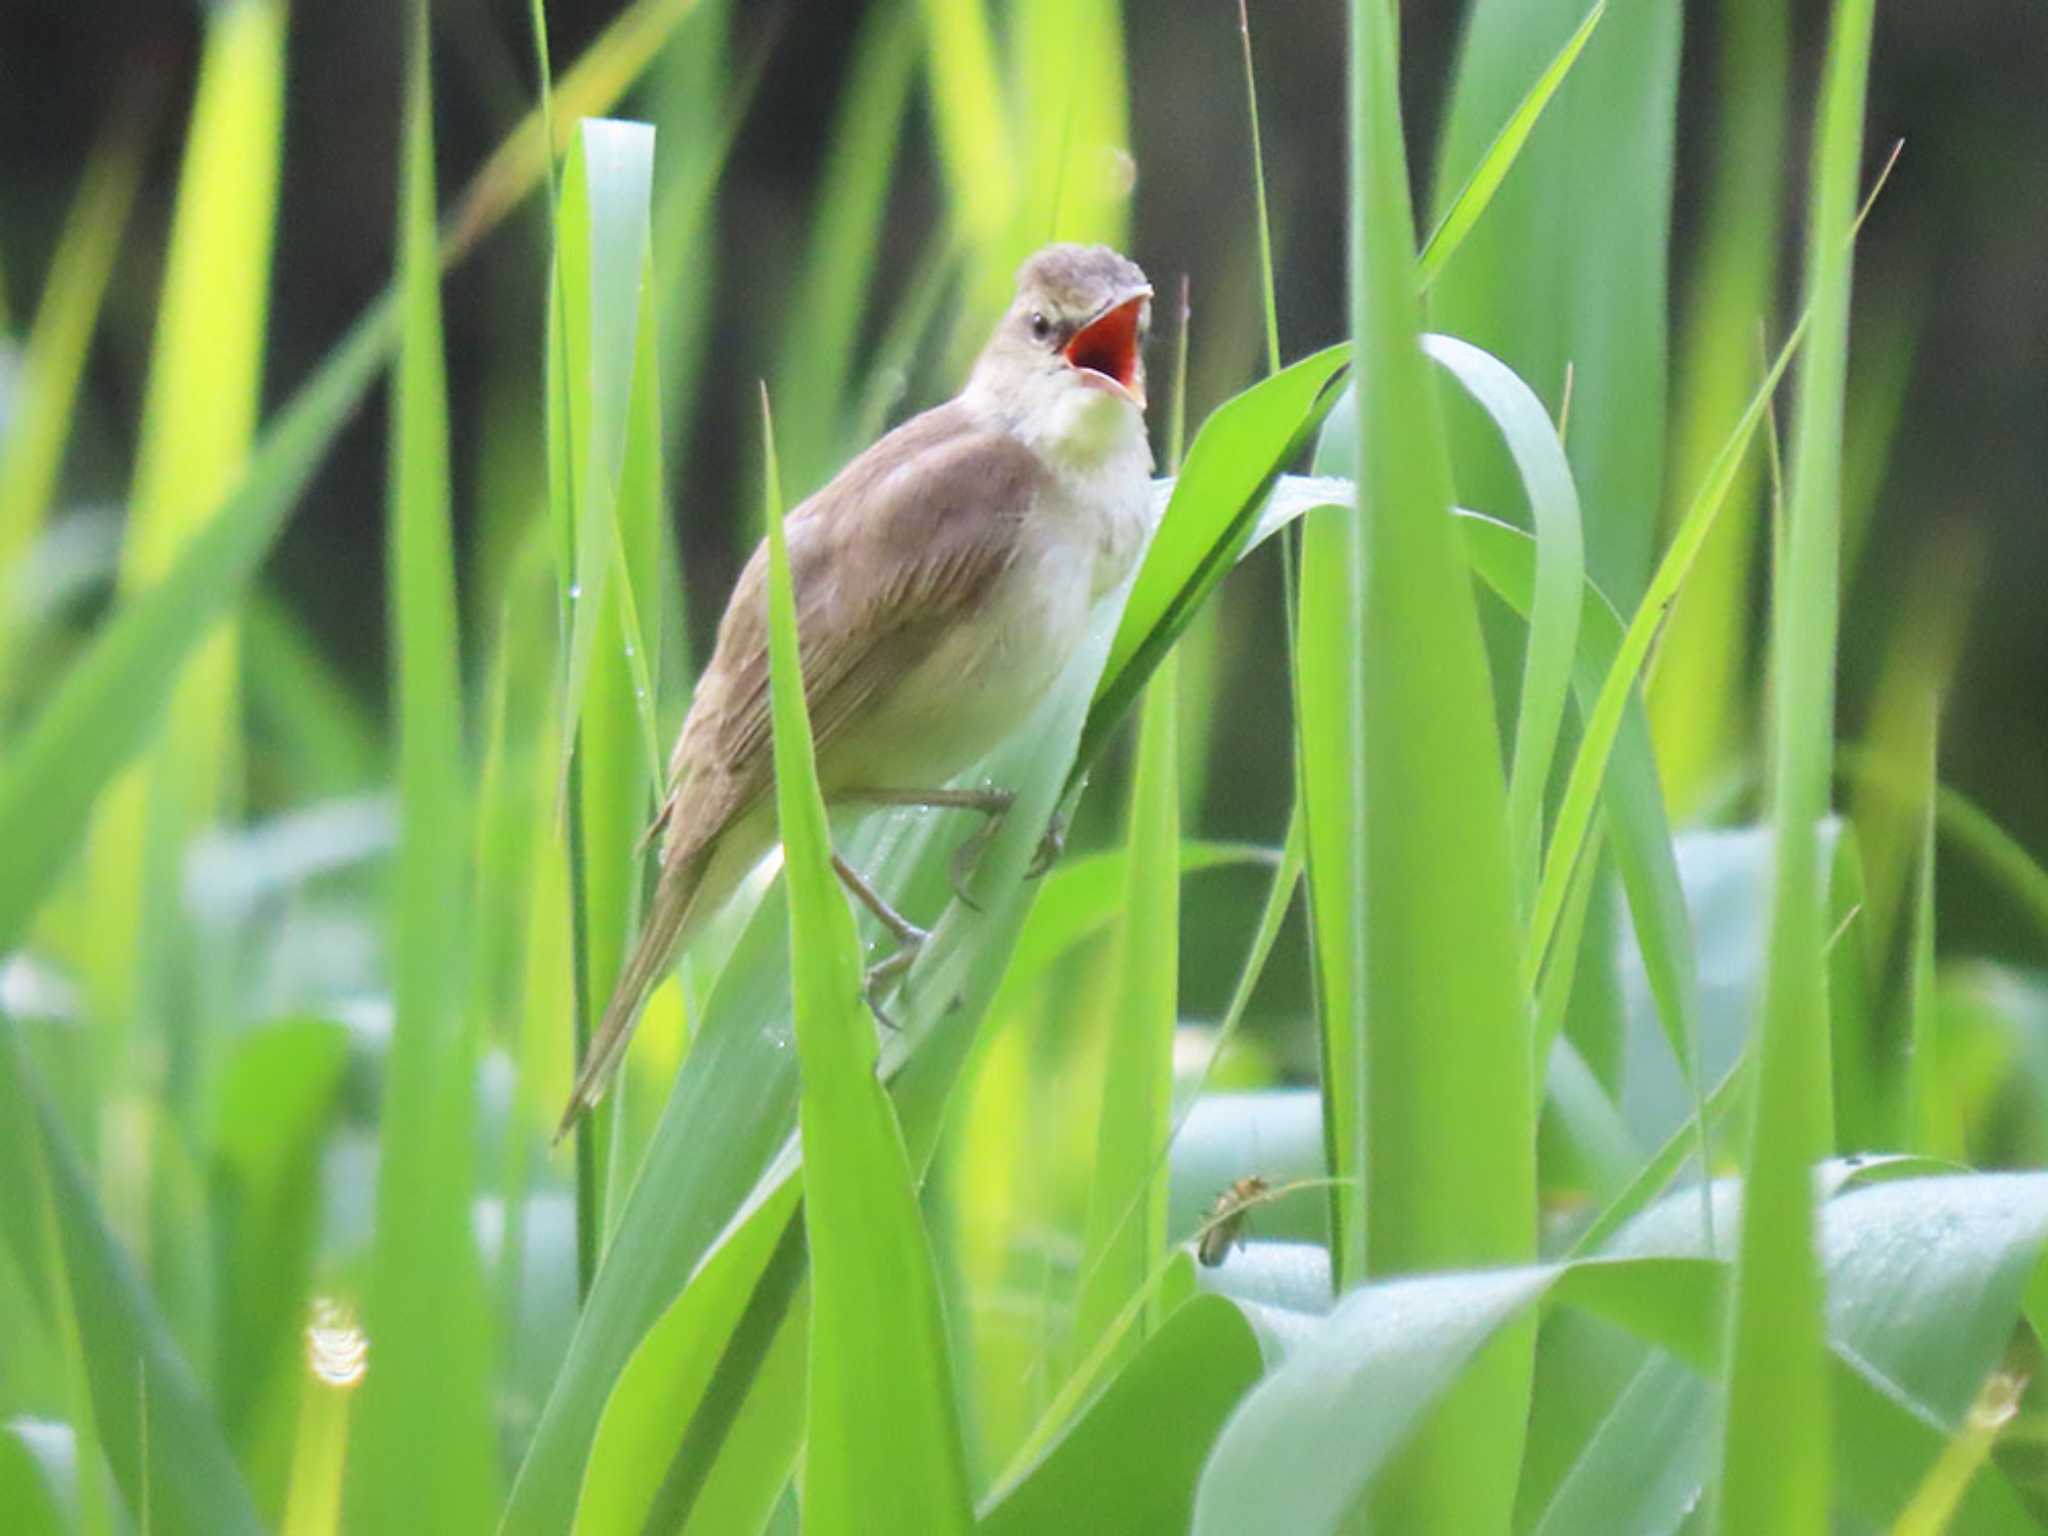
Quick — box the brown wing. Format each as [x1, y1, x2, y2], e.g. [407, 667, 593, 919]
[661, 400, 1047, 847]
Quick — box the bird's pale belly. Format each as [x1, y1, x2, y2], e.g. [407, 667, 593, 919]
[829, 534, 1099, 792]
[818, 418, 1151, 795]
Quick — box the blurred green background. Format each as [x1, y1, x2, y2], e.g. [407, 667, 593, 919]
[7, 1, 2048, 1530]
[4, 0, 2042, 981]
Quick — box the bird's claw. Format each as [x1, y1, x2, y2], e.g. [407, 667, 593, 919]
[1026, 813, 1069, 879]
[863, 927, 927, 1029]
[945, 784, 1016, 910]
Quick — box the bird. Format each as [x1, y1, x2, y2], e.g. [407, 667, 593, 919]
[556, 243, 1156, 1138]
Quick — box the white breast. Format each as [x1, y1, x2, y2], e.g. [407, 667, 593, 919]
[848, 418, 1153, 788]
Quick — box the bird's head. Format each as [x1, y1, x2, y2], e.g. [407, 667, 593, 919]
[967, 243, 1152, 463]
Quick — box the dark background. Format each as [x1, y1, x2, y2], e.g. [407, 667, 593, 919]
[2, 0, 2043, 962]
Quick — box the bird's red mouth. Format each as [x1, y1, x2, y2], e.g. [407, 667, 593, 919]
[1064, 296, 1147, 408]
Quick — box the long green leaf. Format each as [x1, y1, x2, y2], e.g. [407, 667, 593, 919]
[0, 301, 388, 958]
[980, 1295, 1261, 1535]
[1416, 0, 1608, 291]
[347, 13, 496, 1528]
[771, 0, 920, 498]
[757, 389, 972, 1534]
[503, 562, 1127, 1536]
[1431, 0, 1679, 603]
[571, 1182, 802, 1533]
[1422, 335, 1584, 905]
[0, 1029, 264, 1535]
[1076, 344, 1348, 791]
[1192, 1265, 1556, 1535]
[1333, 9, 1535, 1534]
[1524, 312, 1807, 1002]
[0, 92, 148, 679]
[1717, 0, 1877, 1526]
[82, 0, 286, 1028]
[1073, 655, 1181, 1368]
[3, 0, 696, 1016]
[1646, 0, 1792, 815]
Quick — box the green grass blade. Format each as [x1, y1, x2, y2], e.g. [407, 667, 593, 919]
[119, 0, 283, 601]
[1074, 344, 1348, 791]
[1431, 0, 1679, 603]
[570, 1182, 801, 1533]
[1297, 395, 1367, 1287]
[0, 94, 149, 682]
[1417, 0, 1607, 292]
[80, 0, 285, 1083]
[917, 0, 1012, 298]
[1454, 507, 1710, 1238]
[1337, 6, 1534, 1530]
[1567, 1057, 1748, 1261]
[1192, 1267, 1557, 1534]
[551, 120, 661, 783]
[1837, 749, 2048, 951]
[446, 0, 715, 263]
[0, 0, 691, 1089]
[1055, 819, 1303, 1378]
[771, 0, 920, 498]
[643, 0, 732, 485]
[1073, 654, 1181, 1368]
[209, 1019, 349, 1494]
[756, 388, 972, 1534]
[1889, 1373, 2024, 1536]
[1645, 0, 1792, 816]
[0, 1031, 264, 1535]
[1906, 742, 1950, 1159]
[1525, 310, 1808, 999]
[243, 596, 384, 798]
[542, 115, 665, 1255]
[981, 1295, 1261, 1535]
[504, 549, 1125, 1535]
[1016, 0, 1130, 253]
[346, 13, 497, 1529]
[1235, 0, 1281, 377]
[1715, 0, 1877, 1528]
[0, 301, 388, 958]
[1423, 335, 1584, 906]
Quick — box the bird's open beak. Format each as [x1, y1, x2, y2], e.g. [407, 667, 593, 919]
[1064, 289, 1150, 410]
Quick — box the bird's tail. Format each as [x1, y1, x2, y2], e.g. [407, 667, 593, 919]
[553, 836, 714, 1143]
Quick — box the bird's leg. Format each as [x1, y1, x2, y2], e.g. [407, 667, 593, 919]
[1026, 806, 1071, 879]
[831, 851, 928, 1025]
[835, 784, 1016, 908]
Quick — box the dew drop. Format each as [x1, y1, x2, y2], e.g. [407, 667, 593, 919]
[306, 1297, 368, 1387]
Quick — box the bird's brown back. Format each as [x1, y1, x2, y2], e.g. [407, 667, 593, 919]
[656, 398, 1052, 863]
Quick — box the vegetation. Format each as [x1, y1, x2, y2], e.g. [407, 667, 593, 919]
[4, 0, 2048, 1531]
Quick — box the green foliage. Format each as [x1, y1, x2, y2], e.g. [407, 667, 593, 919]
[347, 12, 497, 1529]
[1719, 0, 1878, 1527]
[6, 4, 2048, 1535]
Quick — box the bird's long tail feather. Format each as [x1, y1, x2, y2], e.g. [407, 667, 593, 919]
[554, 837, 713, 1143]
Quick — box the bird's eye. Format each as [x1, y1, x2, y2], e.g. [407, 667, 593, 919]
[1028, 311, 1053, 343]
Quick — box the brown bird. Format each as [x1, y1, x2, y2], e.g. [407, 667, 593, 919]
[557, 244, 1155, 1137]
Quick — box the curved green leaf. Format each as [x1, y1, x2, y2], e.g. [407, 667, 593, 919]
[1423, 335, 1584, 904]
[758, 392, 972, 1534]
[980, 1295, 1262, 1536]
[1074, 343, 1349, 788]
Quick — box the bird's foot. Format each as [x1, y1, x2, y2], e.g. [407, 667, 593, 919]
[945, 785, 1018, 909]
[832, 850, 931, 1026]
[1026, 810, 1070, 880]
[863, 927, 927, 1029]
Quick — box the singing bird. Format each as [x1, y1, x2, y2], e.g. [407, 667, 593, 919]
[557, 244, 1155, 1136]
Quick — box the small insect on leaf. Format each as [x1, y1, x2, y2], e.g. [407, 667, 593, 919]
[1195, 1175, 1272, 1267]
[1192, 1174, 1357, 1266]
